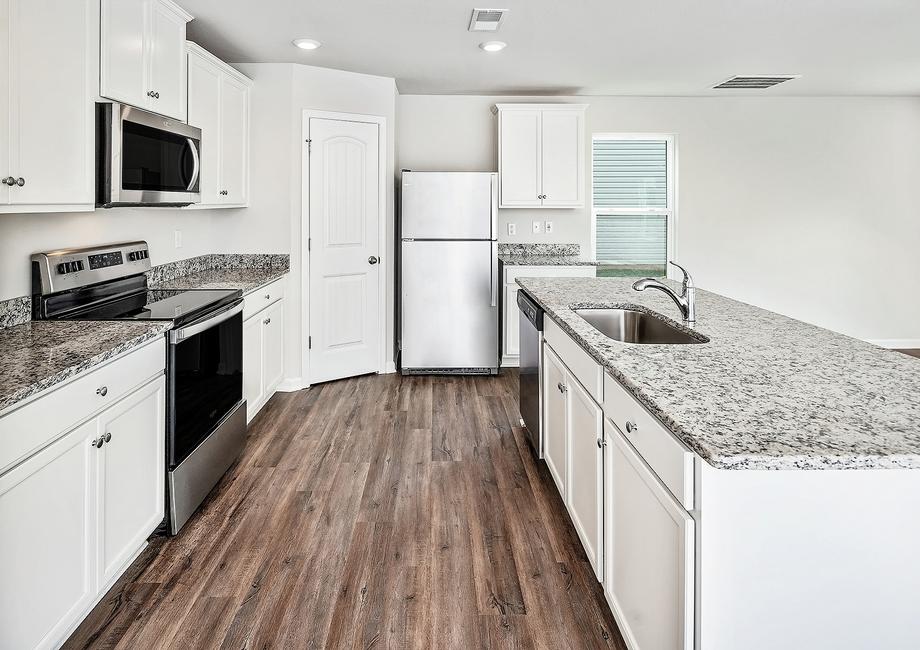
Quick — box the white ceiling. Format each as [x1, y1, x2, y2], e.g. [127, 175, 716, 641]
[181, 0, 920, 96]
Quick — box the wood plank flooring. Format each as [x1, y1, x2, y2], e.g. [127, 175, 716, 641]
[64, 371, 624, 649]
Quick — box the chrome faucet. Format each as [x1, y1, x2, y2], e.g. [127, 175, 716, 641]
[632, 261, 696, 323]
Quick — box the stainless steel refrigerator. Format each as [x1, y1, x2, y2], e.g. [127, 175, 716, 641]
[399, 171, 499, 374]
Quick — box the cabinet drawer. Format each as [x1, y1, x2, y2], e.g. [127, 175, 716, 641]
[0, 338, 165, 475]
[603, 373, 694, 510]
[544, 316, 603, 403]
[243, 278, 285, 321]
[504, 265, 595, 285]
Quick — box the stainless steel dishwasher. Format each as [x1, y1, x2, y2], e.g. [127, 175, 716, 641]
[517, 290, 543, 456]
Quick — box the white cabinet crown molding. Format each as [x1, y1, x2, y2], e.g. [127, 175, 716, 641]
[186, 41, 252, 86]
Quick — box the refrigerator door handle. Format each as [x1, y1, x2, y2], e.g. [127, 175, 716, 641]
[490, 173, 498, 238]
[490, 241, 498, 307]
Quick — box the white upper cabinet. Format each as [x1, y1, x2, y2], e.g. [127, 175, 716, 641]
[187, 42, 252, 208]
[101, 0, 192, 121]
[0, 0, 94, 213]
[497, 104, 586, 208]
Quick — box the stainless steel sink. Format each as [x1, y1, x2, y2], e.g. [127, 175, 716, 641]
[574, 308, 708, 345]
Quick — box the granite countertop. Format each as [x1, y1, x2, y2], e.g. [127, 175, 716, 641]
[499, 253, 600, 267]
[0, 321, 171, 414]
[517, 276, 920, 471]
[150, 266, 288, 295]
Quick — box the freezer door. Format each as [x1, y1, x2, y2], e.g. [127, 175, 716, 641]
[401, 172, 497, 240]
[401, 240, 499, 371]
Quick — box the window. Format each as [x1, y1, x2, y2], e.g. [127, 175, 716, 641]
[592, 135, 675, 278]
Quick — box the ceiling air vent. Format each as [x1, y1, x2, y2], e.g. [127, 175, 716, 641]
[713, 75, 801, 90]
[469, 8, 508, 32]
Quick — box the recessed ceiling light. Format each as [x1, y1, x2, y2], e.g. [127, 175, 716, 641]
[479, 41, 507, 52]
[292, 39, 321, 50]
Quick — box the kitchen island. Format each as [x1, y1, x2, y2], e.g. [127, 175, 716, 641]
[517, 276, 920, 650]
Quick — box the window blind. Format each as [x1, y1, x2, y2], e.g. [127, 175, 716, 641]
[592, 140, 668, 208]
[596, 214, 667, 265]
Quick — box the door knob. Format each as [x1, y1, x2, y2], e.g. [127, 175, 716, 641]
[368, 256, 379, 265]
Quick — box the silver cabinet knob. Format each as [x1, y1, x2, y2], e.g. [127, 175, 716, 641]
[15, 177, 24, 187]
[2, 177, 14, 186]
[263, 317, 271, 325]
[147, 90, 155, 97]
[103, 432, 112, 443]
[368, 256, 379, 265]
[96, 386, 108, 397]
[264, 294, 271, 300]
[596, 437, 607, 448]
[93, 437, 104, 449]
[557, 382, 565, 394]
[625, 421, 638, 434]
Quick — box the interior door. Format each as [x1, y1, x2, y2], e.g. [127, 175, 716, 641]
[97, 377, 165, 586]
[308, 117, 381, 384]
[9, 0, 93, 207]
[187, 51, 222, 205]
[220, 74, 249, 204]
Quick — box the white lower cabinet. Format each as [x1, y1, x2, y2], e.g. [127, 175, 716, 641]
[542, 343, 568, 497]
[566, 374, 604, 579]
[243, 288, 285, 422]
[604, 420, 694, 650]
[0, 368, 165, 650]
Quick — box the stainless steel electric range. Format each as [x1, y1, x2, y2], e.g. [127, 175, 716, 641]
[31, 241, 247, 534]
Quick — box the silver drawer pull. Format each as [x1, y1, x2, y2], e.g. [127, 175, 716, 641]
[96, 386, 108, 397]
[625, 421, 638, 434]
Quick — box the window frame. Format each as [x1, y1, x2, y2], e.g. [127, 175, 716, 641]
[590, 133, 678, 280]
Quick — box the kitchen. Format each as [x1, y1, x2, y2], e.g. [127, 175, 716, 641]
[1, 1, 919, 649]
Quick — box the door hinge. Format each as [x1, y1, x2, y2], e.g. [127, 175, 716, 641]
[308, 237, 311, 251]
[308, 336, 312, 349]
[305, 138, 312, 153]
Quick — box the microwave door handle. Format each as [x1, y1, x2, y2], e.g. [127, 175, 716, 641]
[185, 138, 200, 191]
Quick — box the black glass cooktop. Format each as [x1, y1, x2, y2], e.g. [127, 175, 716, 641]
[64, 288, 242, 327]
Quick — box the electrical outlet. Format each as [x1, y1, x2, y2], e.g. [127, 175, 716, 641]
[174, 229, 183, 249]
[532, 220, 542, 234]
[507, 223, 517, 236]
[545, 221, 554, 234]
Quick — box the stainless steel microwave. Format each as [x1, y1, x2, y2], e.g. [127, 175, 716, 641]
[97, 103, 201, 208]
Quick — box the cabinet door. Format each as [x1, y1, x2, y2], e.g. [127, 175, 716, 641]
[542, 343, 567, 497]
[243, 312, 265, 420]
[499, 110, 542, 207]
[188, 51, 222, 206]
[606, 422, 694, 650]
[220, 74, 249, 205]
[0, 0, 9, 206]
[97, 377, 165, 587]
[147, 0, 187, 120]
[0, 419, 97, 650]
[100, 0, 148, 109]
[566, 375, 604, 579]
[541, 110, 582, 207]
[262, 300, 285, 395]
[8, 0, 93, 208]
[503, 284, 520, 360]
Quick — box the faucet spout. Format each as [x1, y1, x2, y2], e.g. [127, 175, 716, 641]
[632, 262, 697, 323]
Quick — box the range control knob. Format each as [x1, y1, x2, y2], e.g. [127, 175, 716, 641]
[57, 263, 67, 274]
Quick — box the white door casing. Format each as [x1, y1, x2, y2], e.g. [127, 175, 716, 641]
[307, 116, 383, 384]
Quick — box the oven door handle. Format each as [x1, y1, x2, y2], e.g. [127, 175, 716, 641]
[185, 138, 200, 191]
[169, 301, 243, 344]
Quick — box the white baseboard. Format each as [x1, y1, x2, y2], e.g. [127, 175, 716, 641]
[501, 355, 520, 368]
[383, 361, 397, 374]
[276, 377, 310, 392]
[865, 339, 920, 350]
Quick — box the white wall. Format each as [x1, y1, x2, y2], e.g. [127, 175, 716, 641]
[231, 63, 398, 384]
[397, 95, 920, 343]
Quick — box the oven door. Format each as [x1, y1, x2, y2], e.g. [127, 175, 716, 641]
[99, 102, 202, 207]
[167, 301, 244, 469]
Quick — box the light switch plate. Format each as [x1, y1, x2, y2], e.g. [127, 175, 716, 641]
[507, 223, 516, 236]
[174, 229, 183, 249]
[545, 221, 554, 234]
[532, 220, 542, 234]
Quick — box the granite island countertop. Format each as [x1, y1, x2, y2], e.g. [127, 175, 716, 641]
[0, 320, 171, 414]
[517, 276, 920, 471]
[150, 266, 288, 295]
[498, 253, 601, 267]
